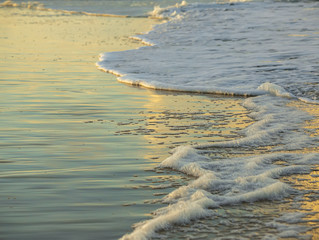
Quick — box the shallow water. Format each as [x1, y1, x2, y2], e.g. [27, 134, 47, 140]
[2, 0, 225, 16]
[97, 1, 319, 239]
[99, 1, 319, 100]
[0, 7, 255, 239]
[1, 0, 319, 239]
[0, 8, 160, 239]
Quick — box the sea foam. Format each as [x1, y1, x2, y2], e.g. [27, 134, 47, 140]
[120, 92, 318, 239]
[97, 1, 319, 239]
[98, 1, 319, 100]
[121, 143, 318, 239]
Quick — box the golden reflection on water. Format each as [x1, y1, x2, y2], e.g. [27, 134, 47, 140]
[0, 7, 168, 239]
[281, 167, 319, 239]
[0, 7, 160, 150]
[130, 91, 253, 161]
[0, 7, 159, 89]
[1, 6, 318, 240]
[0, 7, 257, 239]
[281, 101, 319, 239]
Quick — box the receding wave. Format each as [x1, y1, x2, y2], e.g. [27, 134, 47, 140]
[121, 150, 318, 239]
[98, 1, 319, 101]
[97, 1, 319, 239]
[97, 53, 264, 97]
[119, 91, 319, 239]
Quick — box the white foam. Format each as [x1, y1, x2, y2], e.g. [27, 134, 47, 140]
[98, 1, 319, 100]
[120, 190, 217, 240]
[298, 97, 319, 105]
[119, 85, 318, 239]
[129, 36, 155, 47]
[195, 95, 317, 151]
[120, 93, 318, 239]
[148, 1, 188, 19]
[259, 82, 319, 104]
[257, 82, 296, 99]
[97, 1, 319, 238]
[122, 142, 319, 239]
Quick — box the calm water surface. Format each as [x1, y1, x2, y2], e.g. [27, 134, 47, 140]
[0, 7, 252, 239]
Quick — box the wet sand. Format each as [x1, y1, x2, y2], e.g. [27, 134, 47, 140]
[2, 5, 318, 240]
[285, 101, 319, 238]
[0, 7, 254, 240]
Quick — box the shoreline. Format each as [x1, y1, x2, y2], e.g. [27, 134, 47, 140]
[1, 4, 318, 240]
[0, 7, 255, 240]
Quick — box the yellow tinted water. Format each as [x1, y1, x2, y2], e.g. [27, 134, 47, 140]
[0, 7, 254, 239]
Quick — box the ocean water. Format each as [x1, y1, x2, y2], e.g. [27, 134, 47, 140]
[98, 1, 319, 238]
[1, 0, 319, 239]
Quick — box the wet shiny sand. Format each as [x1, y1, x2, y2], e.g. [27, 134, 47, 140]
[0, 8, 253, 239]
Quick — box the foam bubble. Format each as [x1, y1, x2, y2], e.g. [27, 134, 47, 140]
[98, 1, 319, 100]
[120, 93, 318, 238]
[257, 82, 296, 99]
[119, 91, 319, 238]
[122, 144, 319, 239]
[148, 1, 188, 19]
[97, 1, 319, 238]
